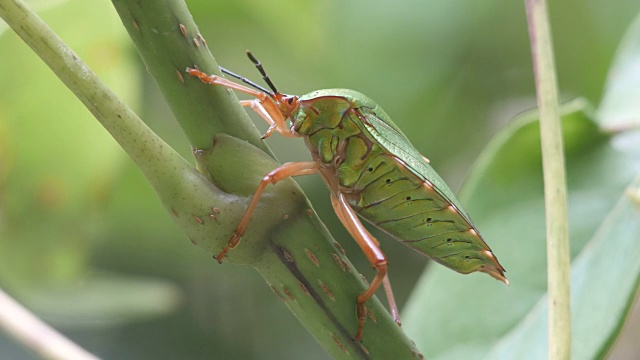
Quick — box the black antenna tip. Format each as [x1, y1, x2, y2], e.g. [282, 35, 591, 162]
[245, 50, 279, 94]
[246, 50, 258, 65]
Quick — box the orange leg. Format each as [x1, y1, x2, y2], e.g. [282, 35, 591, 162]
[383, 275, 401, 326]
[216, 161, 318, 263]
[187, 68, 295, 138]
[330, 193, 401, 340]
[238, 100, 296, 139]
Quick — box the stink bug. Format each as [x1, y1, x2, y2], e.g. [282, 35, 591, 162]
[187, 52, 507, 341]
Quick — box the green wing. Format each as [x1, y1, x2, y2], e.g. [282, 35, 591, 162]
[357, 105, 475, 224]
[353, 104, 506, 283]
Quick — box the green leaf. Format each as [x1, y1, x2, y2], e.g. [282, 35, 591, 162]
[22, 273, 182, 328]
[486, 175, 640, 359]
[402, 99, 640, 359]
[597, 11, 640, 132]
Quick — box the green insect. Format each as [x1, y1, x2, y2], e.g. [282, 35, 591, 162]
[187, 52, 507, 341]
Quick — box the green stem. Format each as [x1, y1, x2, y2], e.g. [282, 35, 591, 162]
[109, 1, 423, 358]
[0, 0, 183, 176]
[110, 0, 269, 153]
[0, 0, 424, 357]
[525, 1, 571, 359]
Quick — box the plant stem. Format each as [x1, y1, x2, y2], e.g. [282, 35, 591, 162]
[0, 0, 424, 357]
[0, 287, 98, 360]
[525, 1, 571, 359]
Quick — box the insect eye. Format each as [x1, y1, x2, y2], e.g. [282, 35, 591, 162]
[287, 97, 294, 104]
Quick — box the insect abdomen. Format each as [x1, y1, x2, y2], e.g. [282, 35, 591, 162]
[346, 148, 500, 275]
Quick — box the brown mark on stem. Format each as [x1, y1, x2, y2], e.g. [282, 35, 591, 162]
[367, 308, 376, 323]
[305, 249, 320, 267]
[273, 244, 367, 356]
[299, 282, 311, 297]
[333, 253, 347, 272]
[282, 287, 295, 302]
[197, 33, 207, 47]
[359, 343, 370, 356]
[359, 274, 370, 287]
[283, 250, 294, 262]
[332, 334, 349, 354]
[334, 241, 346, 255]
[270, 286, 286, 302]
[319, 281, 335, 300]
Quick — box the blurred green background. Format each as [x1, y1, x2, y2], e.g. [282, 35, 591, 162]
[1, 0, 639, 359]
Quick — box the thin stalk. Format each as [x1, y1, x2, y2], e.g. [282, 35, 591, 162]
[0, 287, 98, 360]
[525, 1, 571, 359]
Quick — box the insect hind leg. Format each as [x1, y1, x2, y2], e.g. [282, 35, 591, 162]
[330, 193, 401, 341]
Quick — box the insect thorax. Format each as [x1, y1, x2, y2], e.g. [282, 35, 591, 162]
[295, 96, 401, 193]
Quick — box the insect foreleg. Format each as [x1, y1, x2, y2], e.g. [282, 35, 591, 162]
[187, 68, 295, 138]
[216, 161, 319, 263]
[187, 68, 268, 98]
[330, 193, 400, 341]
[238, 100, 296, 139]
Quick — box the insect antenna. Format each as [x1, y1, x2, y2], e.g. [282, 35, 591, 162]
[219, 66, 274, 96]
[246, 50, 279, 95]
